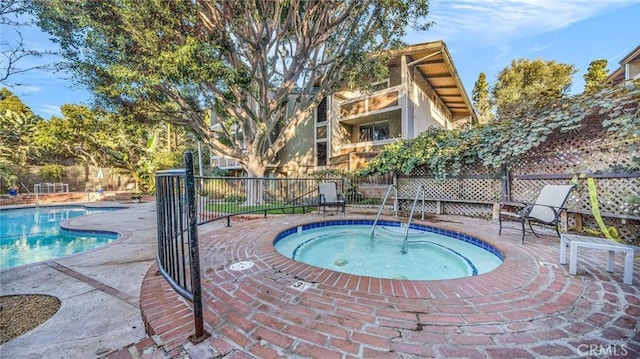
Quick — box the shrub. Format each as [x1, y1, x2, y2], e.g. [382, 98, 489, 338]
[39, 164, 65, 182]
[225, 194, 246, 203]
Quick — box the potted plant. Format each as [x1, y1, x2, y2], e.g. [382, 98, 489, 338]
[5, 174, 18, 196]
[96, 183, 104, 195]
[8, 184, 19, 197]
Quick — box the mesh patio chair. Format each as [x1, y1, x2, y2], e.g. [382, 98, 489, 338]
[318, 182, 346, 216]
[499, 184, 576, 243]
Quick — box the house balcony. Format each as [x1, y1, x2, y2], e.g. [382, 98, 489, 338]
[337, 85, 402, 125]
[211, 156, 243, 170]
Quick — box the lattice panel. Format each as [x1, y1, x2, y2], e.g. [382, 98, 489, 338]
[398, 200, 493, 218]
[583, 178, 640, 216]
[395, 114, 639, 242]
[509, 119, 638, 176]
[399, 199, 437, 213]
[461, 179, 503, 202]
[512, 177, 640, 215]
[397, 177, 501, 202]
[442, 202, 493, 218]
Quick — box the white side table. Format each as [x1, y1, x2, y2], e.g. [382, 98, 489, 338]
[560, 233, 634, 285]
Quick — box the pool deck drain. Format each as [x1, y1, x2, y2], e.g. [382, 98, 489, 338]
[228, 261, 254, 271]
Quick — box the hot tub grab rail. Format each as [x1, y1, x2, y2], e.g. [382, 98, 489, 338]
[370, 184, 398, 239]
[401, 184, 425, 254]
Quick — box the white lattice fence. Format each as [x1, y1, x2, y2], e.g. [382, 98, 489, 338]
[506, 119, 640, 243]
[398, 200, 438, 213]
[398, 177, 501, 201]
[396, 170, 502, 218]
[509, 114, 639, 175]
[397, 200, 494, 217]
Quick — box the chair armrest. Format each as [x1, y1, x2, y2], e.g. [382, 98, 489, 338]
[319, 193, 326, 204]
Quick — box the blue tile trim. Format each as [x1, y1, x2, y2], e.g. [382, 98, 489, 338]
[273, 219, 505, 262]
[59, 227, 119, 238]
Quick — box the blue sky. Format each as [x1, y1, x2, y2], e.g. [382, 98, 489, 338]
[2, 0, 640, 119]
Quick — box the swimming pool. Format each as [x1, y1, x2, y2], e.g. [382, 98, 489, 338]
[0, 206, 121, 269]
[274, 220, 504, 280]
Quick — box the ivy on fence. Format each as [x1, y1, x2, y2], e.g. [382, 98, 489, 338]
[362, 84, 640, 178]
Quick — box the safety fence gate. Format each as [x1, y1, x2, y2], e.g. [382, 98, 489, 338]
[155, 153, 209, 343]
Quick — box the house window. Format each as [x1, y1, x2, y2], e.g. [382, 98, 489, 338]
[317, 97, 327, 123]
[316, 125, 327, 139]
[317, 142, 327, 166]
[359, 122, 390, 142]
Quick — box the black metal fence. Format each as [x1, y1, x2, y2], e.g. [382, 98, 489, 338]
[155, 154, 208, 342]
[195, 176, 329, 224]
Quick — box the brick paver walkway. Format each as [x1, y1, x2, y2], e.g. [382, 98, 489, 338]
[109, 213, 639, 358]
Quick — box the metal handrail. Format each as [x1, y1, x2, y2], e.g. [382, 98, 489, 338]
[401, 184, 425, 254]
[281, 187, 319, 214]
[370, 184, 398, 239]
[19, 181, 39, 207]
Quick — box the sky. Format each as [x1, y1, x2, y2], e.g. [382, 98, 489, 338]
[2, 0, 640, 119]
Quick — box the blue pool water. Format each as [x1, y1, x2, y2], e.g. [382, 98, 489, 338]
[0, 206, 121, 269]
[274, 220, 503, 280]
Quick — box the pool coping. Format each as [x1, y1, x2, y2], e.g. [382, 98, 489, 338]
[252, 216, 531, 299]
[0, 204, 133, 272]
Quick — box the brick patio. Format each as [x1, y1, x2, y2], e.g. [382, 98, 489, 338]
[111, 212, 639, 358]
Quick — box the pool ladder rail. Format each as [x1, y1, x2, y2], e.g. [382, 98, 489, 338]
[20, 181, 40, 208]
[370, 184, 426, 254]
[401, 184, 426, 254]
[370, 184, 399, 239]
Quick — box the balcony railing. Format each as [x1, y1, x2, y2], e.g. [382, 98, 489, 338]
[338, 85, 402, 122]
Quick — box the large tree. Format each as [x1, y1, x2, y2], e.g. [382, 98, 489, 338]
[36, 104, 110, 167]
[0, 87, 34, 115]
[1, 0, 56, 84]
[583, 59, 609, 94]
[0, 88, 41, 184]
[30, 0, 432, 183]
[492, 59, 576, 120]
[37, 104, 183, 192]
[471, 72, 493, 124]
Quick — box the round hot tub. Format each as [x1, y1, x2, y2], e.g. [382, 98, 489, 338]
[274, 219, 504, 280]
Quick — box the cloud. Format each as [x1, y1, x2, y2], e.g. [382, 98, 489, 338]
[37, 104, 62, 117]
[10, 84, 43, 94]
[412, 0, 637, 44]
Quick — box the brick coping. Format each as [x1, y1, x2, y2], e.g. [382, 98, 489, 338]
[254, 216, 530, 300]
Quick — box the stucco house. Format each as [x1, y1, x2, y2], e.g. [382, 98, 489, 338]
[211, 41, 476, 176]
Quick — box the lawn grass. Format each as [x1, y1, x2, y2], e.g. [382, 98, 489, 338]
[204, 201, 317, 214]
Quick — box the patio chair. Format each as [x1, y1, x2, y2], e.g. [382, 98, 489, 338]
[498, 184, 575, 243]
[318, 182, 346, 216]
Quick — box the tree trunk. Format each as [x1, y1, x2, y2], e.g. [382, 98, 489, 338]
[245, 153, 266, 205]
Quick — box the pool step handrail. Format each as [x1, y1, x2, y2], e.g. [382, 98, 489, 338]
[401, 184, 426, 254]
[20, 181, 39, 207]
[281, 187, 319, 214]
[370, 184, 398, 239]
